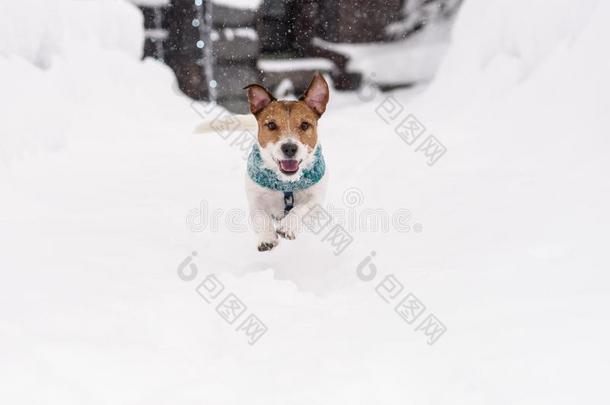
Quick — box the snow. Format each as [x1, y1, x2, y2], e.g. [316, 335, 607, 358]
[212, 0, 262, 11]
[258, 57, 336, 72]
[126, 0, 169, 6]
[128, 0, 261, 10]
[222, 27, 258, 41]
[313, 21, 453, 85]
[0, 0, 143, 68]
[1, 0, 610, 404]
[145, 28, 169, 40]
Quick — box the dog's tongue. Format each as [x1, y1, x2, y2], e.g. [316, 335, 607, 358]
[279, 160, 299, 173]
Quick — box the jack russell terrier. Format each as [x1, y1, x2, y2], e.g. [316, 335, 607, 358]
[244, 73, 329, 251]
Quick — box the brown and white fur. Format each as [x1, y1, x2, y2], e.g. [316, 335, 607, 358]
[245, 73, 330, 252]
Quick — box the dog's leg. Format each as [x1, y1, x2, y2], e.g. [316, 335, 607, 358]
[246, 177, 280, 251]
[248, 198, 279, 251]
[276, 211, 299, 240]
[252, 208, 278, 251]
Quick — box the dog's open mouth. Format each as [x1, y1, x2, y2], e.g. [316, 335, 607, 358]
[278, 159, 300, 175]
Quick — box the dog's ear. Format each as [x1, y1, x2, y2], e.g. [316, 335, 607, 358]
[244, 84, 275, 115]
[300, 72, 330, 116]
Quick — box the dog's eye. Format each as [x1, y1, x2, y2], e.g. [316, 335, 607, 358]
[266, 122, 277, 130]
[300, 122, 310, 131]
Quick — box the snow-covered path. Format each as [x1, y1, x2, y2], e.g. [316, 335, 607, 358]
[2, 85, 609, 403]
[1, 0, 609, 403]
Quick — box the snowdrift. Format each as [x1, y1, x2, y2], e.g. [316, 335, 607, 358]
[0, 0, 191, 161]
[426, 0, 608, 115]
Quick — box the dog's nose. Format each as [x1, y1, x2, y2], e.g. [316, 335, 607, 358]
[281, 143, 298, 158]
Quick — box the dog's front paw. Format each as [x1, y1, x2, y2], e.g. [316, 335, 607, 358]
[276, 217, 297, 240]
[276, 226, 296, 240]
[257, 233, 279, 252]
[258, 241, 278, 251]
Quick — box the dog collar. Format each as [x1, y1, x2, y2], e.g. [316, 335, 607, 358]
[247, 144, 326, 193]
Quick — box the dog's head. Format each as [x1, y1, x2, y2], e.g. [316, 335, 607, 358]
[245, 73, 329, 181]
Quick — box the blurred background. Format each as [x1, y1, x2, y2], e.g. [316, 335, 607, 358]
[133, 0, 462, 112]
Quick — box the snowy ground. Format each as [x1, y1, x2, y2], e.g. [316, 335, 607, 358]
[1, 0, 609, 404]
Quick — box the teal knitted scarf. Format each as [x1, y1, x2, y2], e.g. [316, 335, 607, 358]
[247, 145, 325, 192]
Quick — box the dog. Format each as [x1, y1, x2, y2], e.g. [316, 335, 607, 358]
[244, 73, 330, 251]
